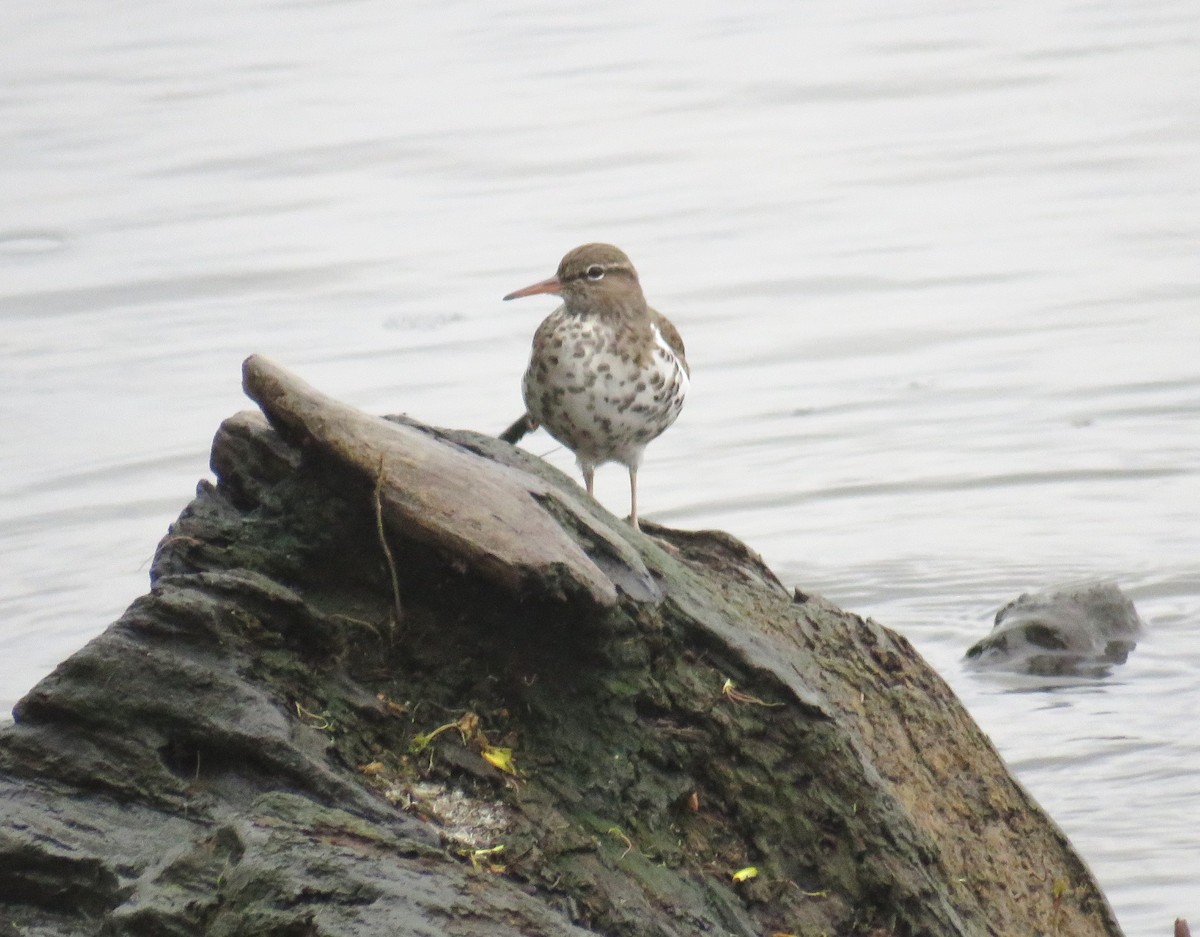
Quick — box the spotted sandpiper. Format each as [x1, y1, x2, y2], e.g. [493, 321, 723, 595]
[500, 243, 689, 531]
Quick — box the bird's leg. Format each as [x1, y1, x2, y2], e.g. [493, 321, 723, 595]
[582, 466, 595, 497]
[628, 465, 639, 531]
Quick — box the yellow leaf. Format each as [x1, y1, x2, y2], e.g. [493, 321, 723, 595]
[481, 745, 518, 775]
[358, 761, 385, 775]
[731, 866, 758, 883]
[468, 844, 505, 871]
[720, 679, 783, 707]
[375, 693, 408, 716]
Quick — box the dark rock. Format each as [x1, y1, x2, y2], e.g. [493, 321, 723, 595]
[0, 357, 1125, 936]
[965, 582, 1144, 676]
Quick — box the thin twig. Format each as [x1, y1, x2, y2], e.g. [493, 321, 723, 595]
[375, 455, 403, 632]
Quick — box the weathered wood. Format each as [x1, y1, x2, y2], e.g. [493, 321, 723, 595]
[242, 353, 657, 611]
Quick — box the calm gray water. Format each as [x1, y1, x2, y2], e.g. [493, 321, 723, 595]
[3, 1, 1198, 931]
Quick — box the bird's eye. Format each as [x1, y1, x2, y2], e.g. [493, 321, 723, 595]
[586, 265, 605, 281]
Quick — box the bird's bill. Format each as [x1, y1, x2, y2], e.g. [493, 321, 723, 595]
[503, 276, 562, 301]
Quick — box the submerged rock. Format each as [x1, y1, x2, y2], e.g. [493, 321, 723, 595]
[0, 357, 1125, 936]
[965, 582, 1143, 676]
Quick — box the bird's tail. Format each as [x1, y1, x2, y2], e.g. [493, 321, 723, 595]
[499, 413, 536, 444]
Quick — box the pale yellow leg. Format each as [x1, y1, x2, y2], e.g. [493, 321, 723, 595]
[628, 466, 639, 531]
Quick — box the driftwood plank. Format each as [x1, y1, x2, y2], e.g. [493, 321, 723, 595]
[241, 354, 657, 610]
